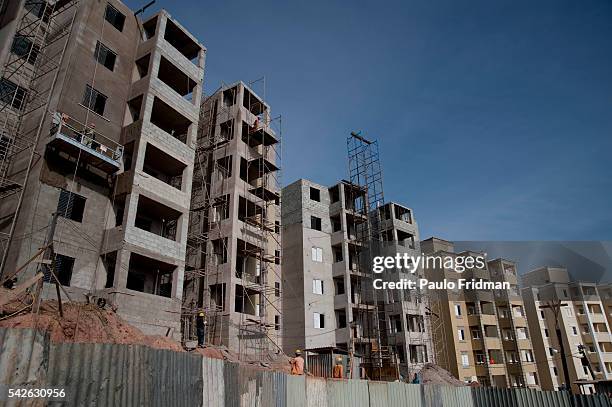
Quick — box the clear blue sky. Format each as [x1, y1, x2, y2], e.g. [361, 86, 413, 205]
[126, 0, 612, 241]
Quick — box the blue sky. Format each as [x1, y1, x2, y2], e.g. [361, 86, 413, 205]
[126, 0, 612, 241]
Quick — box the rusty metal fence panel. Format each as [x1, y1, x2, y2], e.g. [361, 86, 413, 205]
[4, 328, 612, 407]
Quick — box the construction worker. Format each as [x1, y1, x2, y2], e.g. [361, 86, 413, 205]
[290, 349, 305, 375]
[196, 312, 206, 347]
[332, 356, 344, 379]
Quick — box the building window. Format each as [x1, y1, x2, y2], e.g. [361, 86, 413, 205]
[44, 254, 75, 286]
[94, 41, 117, 71]
[11, 35, 39, 64]
[572, 326, 578, 336]
[309, 187, 320, 202]
[544, 328, 549, 338]
[458, 327, 465, 341]
[57, 189, 86, 222]
[310, 216, 322, 231]
[82, 85, 107, 116]
[454, 303, 462, 317]
[312, 279, 324, 295]
[104, 3, 126, 32]
[553, 367, 558, 376]
[311, 247, 323, 262]
[274, 282, 280, 297]
[461, 352, 469, 367]
[313, 312, 325, 329]
[540, 310, 545, 319]
[0, 78, 27, 110]
[275, 315, 280, 331]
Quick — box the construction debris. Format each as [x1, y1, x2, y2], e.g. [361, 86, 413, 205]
[419, 364, 467, 387]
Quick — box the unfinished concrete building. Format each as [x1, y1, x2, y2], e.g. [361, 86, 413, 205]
[182, 82, 282, 359]
[522, 267, 612, 393]
[282, 178, 433, 378]
[0, 0, 206, 338]
[421, 238, 540, 389]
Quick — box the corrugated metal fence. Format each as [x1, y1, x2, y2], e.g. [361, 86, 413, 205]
[1, 327, 612, 406]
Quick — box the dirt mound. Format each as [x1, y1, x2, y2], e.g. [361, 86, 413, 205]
[420, 363, 466, 387]
[0, 300, 183, 352]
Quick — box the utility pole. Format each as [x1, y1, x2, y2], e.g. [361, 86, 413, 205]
[540, 300, 572, 392]
[33, 212, 60, 314]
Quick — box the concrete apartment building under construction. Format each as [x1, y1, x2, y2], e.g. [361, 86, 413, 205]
[282, 178, 434, 378]
[522, 266, 612, 393]
[0, 0, 205, 338]
[421, 238, 540, 388]
[181, 81, 282, 358]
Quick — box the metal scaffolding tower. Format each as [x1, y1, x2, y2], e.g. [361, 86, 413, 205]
[0, 0, 79, 279]
[346, 131, 399, 380]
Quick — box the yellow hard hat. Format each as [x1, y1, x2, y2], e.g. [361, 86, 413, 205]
[198, 312, 204, 317]
[335, 356, 343, 362]
[295, 349, 302, 355]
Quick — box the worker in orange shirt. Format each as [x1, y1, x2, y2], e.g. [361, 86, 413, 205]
[290, 349, 305, 375]
[332, 356, 344, 379]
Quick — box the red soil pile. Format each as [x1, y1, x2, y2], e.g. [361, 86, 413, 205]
[0, 299, 183, 352]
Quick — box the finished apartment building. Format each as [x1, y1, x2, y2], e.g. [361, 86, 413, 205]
[522, 266, 612, 393]
[421, 238, 540, 389]
[182, 81, 282, 357]
[282, 178, 434, 378]
[0, 0, 205, 338]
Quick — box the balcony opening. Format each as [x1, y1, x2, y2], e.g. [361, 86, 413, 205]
[220, 119, 234, 142]
[332, 245, 343, 263]
[133, 54, 151, 81]
[394, 205, 412, 223]
[209, 283, 226, 311]
[242, 87, 266, 116]
[1, 77, 27, 110]
[238, 196, 265, 225]
[223, 86, 237, 107]
[379, 204, 391, 221]
[236, 252, 260, 284]
[343, 183, 366, 213]
[235, 284, 260, 316]
[329, 185, 340, 203]
[142, 16, 157, 40]
[239, 156, 279, 186]
[480, 301, 495, 315]
[214, 155, 232, 180]
[382, 229, 393, 242]
[126, 253, 174, 297]
[135, 194, 181, 241]
[484, 325, 498, 338]
[101, 251, 117, 288]
[334, 277, 345, 295]
[125, 95, 143, 125]
[164, 19, 200, 63]
[241, 120, 278, 147]
[211, 194, 230, 222]
[396, 230, 415, 249]
[150, 96, 191, 143]
[143, 143, 186, 190]
[488, 349, 502, 364]
[113, 194, 126, 226]
[211, 238, 227, 265]
[157, 56, 197, 102]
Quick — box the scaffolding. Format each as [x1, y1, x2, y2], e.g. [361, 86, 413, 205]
[346, 131, 399, 380]
[182, 80, 283, 362]
[0, 0, 79, 279]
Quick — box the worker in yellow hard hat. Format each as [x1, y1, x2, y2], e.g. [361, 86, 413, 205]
[290, 349, 305, 375]
[196, 311, 206, 347]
